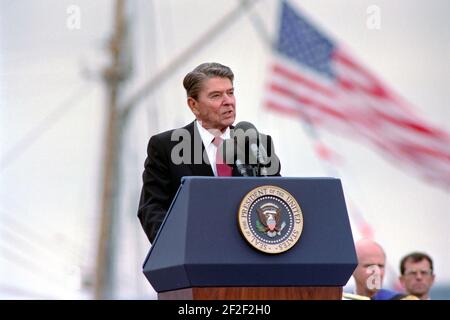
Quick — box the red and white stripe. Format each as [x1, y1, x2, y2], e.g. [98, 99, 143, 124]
[265, 50, 450, 189]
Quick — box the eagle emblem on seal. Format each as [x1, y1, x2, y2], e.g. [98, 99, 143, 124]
[256, 202, 287, 238]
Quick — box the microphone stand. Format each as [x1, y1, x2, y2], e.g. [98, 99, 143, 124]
[256, 147, 261, 177]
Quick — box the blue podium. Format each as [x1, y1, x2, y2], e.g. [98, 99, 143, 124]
[143, 177, 357, 299]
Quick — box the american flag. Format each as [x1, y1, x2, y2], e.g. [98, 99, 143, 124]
[265, 1, 450, 189]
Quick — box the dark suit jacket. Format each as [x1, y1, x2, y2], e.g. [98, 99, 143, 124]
[137, 121, 281, 243]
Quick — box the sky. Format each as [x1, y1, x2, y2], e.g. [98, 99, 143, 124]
[0, 0, 449, 299]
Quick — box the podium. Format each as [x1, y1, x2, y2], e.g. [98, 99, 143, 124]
[143, 177, 357, 300]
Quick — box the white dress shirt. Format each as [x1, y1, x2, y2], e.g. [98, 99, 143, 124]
[195, 120, 230, 176]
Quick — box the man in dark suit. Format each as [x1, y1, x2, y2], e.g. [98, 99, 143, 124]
[138, 62, 281, 243]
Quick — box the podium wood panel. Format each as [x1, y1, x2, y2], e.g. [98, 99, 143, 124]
[158, 287, 342, 300]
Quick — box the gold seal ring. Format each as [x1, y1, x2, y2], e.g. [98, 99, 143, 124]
[238, 185, 303, 254]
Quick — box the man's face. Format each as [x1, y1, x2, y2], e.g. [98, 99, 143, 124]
[400, 259, 435, 299]
[353, 244, 385, 296]
[188, 77, 236, 132]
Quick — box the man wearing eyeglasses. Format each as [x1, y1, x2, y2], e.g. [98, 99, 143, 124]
[399, 252, 435, 300]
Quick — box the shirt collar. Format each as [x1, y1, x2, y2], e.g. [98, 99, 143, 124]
[195, 120, 231, 147]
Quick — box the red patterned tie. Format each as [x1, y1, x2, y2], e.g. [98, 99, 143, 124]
[212, 137, 232, 176]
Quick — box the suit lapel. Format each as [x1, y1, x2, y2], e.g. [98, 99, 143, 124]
[185, 121, 214, 176]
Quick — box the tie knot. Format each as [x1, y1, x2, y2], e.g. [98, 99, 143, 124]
[212, 136, 223, 147]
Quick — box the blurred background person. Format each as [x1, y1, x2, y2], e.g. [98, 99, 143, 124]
[352, 239, 386, 298]
[399, 252, 435, 300]
[351, 239, 414, 300]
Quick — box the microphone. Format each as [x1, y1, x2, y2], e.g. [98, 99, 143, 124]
[250, 143, 269, 167]
[233, 121, 269, 176]
[221, 138, 249, 176]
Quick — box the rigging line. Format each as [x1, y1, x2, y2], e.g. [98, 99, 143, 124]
[144, 0, 160, 136]
[240, 0, 274, 48]
[0, 207, 85, 259]
[0, 83, 93, 172]
[120, 0, 260, 121]
[0, 222, 81, 267]
[162, 0, 176, 57]
[0, 283, 60, 300]
[0, 205, 85, 249]
[0, 243, 71, 286]
[0, 223, 81, 270]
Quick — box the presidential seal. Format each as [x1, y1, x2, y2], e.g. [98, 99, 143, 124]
[238, 185, 303, 254]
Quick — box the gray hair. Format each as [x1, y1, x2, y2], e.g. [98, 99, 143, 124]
[183, 62, 234, 99]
